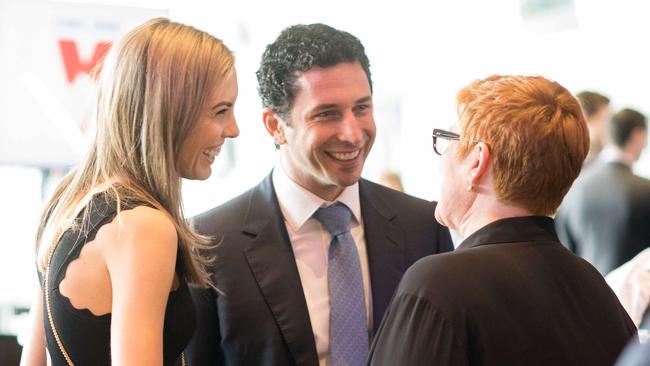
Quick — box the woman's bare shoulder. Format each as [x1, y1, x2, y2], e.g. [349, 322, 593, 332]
[102, 205, 178, 269]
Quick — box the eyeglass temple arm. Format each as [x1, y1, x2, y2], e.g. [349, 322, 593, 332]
[432, 129, 460, 139]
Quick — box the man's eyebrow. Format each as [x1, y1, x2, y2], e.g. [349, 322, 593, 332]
[355, 96, 373, 104]
[312, 104, 338, 111]
[310, 96, 373, 113]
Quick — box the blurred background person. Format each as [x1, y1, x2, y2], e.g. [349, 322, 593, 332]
[607, 247, 650, 328]
[368, 75, 636, 366]
[616, 317, 650, 365]
[378, 170, 404, 192]
[556, 108, 650, 275]
[19, 18, 239, 365]
[616, 340, 650, 366]
[576, 91, 611, 165]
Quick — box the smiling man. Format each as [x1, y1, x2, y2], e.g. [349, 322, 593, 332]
[185, 23, 453, 366]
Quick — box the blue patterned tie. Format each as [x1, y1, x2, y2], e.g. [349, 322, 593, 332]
[313, 203, 368, 366]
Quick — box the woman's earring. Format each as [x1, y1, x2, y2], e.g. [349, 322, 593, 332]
[467, 184, 474, 192]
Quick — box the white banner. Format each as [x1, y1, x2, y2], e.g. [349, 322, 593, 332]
[0, 0, 166, 167]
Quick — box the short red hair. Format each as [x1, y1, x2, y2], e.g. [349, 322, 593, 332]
[456, 75, 589, 215]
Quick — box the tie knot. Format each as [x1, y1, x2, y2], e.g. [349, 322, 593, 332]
[312, 203, 352, 237]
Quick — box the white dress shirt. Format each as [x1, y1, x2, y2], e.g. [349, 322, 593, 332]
[272, 164, 372, 366]
[598, 146, 635, 166]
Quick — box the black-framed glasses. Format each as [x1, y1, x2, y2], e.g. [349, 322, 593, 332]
[432, 128, 460, 156]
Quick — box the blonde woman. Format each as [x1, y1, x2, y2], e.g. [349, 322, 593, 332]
[20, 18, 239, 365]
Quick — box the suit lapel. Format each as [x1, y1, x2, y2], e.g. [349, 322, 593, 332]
[242, 174, 319, 366]
[359, 180, 407, 335]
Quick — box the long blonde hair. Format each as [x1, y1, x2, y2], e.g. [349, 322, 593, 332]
[35, 18, 234, 287]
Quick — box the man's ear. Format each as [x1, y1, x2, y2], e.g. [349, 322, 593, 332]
[630, 127, 648, 147]
[262, 108, 287, 146]
[467, 142, 490, 189]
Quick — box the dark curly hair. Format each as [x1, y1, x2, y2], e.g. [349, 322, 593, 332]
[256, 23, 372, 121]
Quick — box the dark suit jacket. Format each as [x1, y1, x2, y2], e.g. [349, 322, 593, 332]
[368, 216, 637, 366]
[185, 173, 453, 366]
[556, 161, 650, 274]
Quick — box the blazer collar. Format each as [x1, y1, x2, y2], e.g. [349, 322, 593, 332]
[457, 216, 558, 250]
[241, 173, 320, 366]
[358, 179, 406, 334]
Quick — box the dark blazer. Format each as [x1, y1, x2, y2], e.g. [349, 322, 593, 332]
[185, 173, 453, 366]
[368, 216, 637, 366]
[556, 161, 650, 274]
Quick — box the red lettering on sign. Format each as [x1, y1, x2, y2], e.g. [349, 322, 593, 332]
[58, 40, 112, 84]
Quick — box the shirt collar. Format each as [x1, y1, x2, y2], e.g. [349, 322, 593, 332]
[272, 162, 361, 232]
[598, 146, 634, 167]
[457, 216, 558, 250]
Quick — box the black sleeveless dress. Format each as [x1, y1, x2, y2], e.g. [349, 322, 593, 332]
[39, 193, 196, 365]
